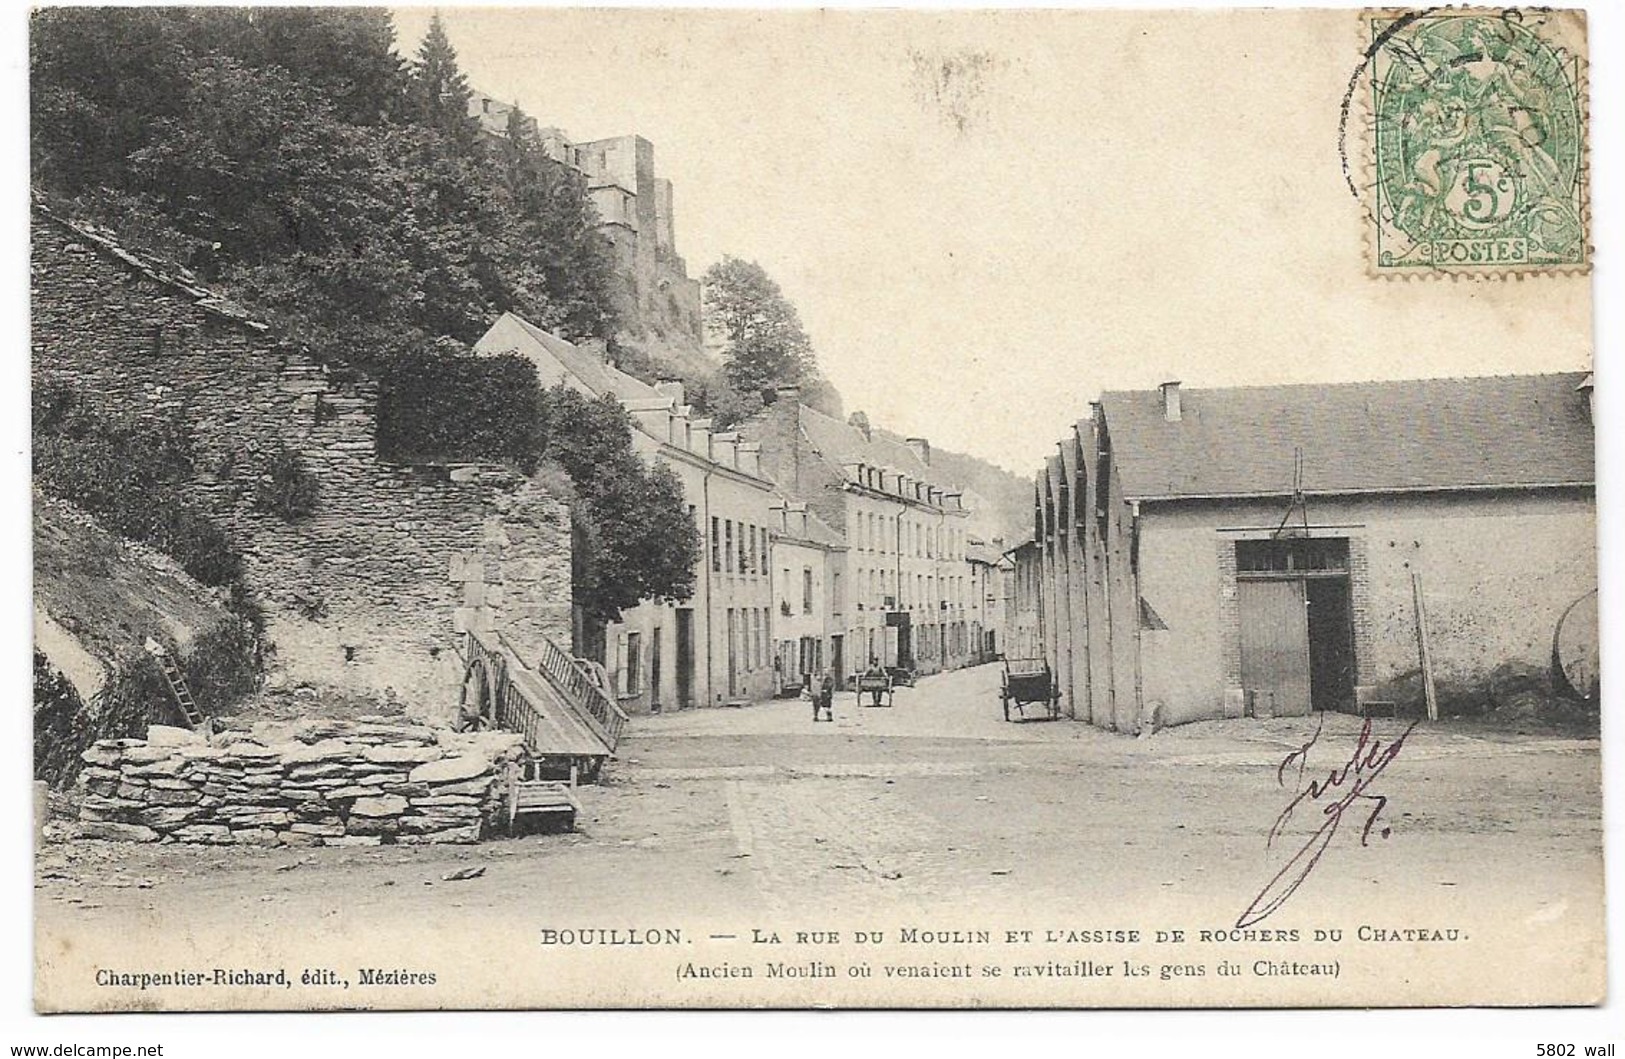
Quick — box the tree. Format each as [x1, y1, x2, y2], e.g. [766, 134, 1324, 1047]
[537, 386, 698, 657]
[408, 13, 478, 152]
[700, 256, 845, 425]
[703, 256, 814, 404]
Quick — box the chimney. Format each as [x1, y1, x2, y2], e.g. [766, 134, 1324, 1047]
[848, 410, 871, 442]
[713, 430, 740, 469]
[771, 384, 800, 406]
[655, 377, 686, 406]
[738, 441, 761, 478]
[904, 437, 931, 465]
[1160, 381, 1182, 422]
[692, 417, 714, 460]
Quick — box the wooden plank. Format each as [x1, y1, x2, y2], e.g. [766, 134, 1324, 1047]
[1412, 569, 1438, 722]
[1239, 579, 1312, 717]
[506, 669, 613, 758]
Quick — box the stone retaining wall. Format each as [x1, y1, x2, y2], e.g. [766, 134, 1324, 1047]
[31, 207, 573, 708]
[75, 720, 524, 846]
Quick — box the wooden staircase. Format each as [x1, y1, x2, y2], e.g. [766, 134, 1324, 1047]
[143, 638, 204, 729]
[461, 629, 628, 785]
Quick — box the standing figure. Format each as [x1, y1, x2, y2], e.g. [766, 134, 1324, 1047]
[814, 669, 836, 722]
[861, 657, 889, 708]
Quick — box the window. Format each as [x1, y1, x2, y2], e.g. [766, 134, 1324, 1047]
[803, 567, 814, 614]
[725, 520, 735, 573]
[832, 572, 843, 614]
[738, 522, 747, 575]
[625, 632, 642, 695]
[710, 517, 721, 572]
[748, 525, 757, 574]
[1236, 537, 1350, 575]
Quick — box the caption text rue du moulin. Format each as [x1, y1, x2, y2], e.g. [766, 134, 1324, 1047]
[537, 925, 1462, 947]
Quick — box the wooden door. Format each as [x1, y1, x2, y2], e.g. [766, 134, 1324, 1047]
[675, 609, 694, 708]
[1238, 579, 1312, 717]
[650, 629, 663, 712]
[726, 608, 738, 697]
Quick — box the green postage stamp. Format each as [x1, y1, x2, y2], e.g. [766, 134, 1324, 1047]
[1364, 8, 1588, 276]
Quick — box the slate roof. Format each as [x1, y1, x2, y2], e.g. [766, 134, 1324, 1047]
[797, 404, 959, 494]
[36, 202, 269, 333]
[1099, 373, 1594, 501]
[772, 501, 847, 550]
[473, 312, 663, 404]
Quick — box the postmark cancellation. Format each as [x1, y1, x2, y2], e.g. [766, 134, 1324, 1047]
[1362, 7, 1588, 277]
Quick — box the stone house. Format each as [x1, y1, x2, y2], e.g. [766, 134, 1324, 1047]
[472, 312, 777, 711]
[30, 205, 574, 716]
[1006, 539, 1045, 663]
[1032, 374, 1596, 730]
[767, 498, 847, 694]
[738, 390, 975, 681]
[965, 537, 1009, 664]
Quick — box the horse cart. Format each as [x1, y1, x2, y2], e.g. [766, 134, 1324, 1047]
[856, 670, 894, 708]
[1001, 657, 1060, 721]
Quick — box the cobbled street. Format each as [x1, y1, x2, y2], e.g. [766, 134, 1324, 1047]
[37, 662, 1602, 962]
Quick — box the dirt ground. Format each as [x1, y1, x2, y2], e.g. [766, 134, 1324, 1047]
[33, 662, 1606, 1008]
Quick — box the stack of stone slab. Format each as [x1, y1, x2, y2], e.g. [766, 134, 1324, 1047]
[75, 717, 525, 846]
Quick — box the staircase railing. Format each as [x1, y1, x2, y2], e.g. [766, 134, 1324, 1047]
[464, 631, 546, 754]
[496, 630, 629, 751]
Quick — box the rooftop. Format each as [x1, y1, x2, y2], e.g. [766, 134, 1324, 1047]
[795, 403, 964, 503]
[473, 312, 663, 404]
[1098, 372, 1595, 501]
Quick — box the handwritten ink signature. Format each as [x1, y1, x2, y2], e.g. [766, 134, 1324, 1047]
[1235, 713, 1422, 929]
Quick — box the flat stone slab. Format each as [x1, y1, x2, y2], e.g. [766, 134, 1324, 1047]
[278, 739, 361, 765]
[409, 755, 491, 785]
[220, 743, 280, 760]
[145, 724, 202, 746]
[327, 785, 386, 802]
[76, 821, 160, 843]
[362, 744, 445, 765]
[119, 745, 180, 766]
[171, 824, 233, 844]
[350, 794, 409, 817]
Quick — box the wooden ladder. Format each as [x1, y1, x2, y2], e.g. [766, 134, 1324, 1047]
[143, 638, 204, 729]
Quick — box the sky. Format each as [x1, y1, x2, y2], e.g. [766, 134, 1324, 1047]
[391, 8, 1594, 474]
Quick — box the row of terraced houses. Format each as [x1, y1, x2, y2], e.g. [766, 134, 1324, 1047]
[472, 316, 1016, 714]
